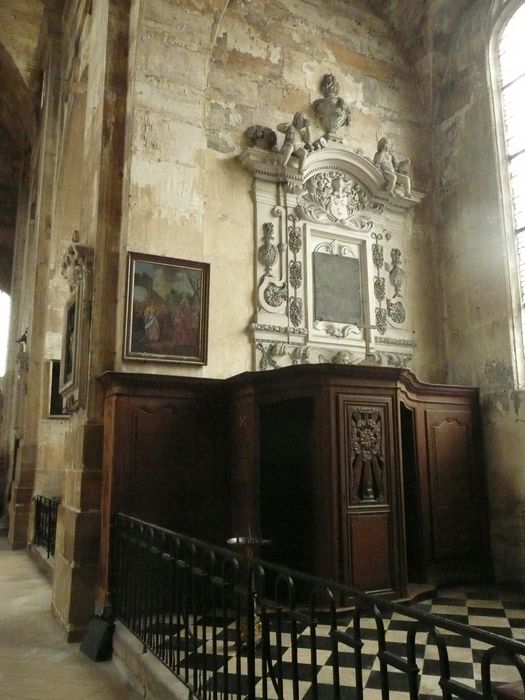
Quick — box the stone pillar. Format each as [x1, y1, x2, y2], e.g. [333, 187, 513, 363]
[52, 417, 103, 640]
[51, 0, 129, 636]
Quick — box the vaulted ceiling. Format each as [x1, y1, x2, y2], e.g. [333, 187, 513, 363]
[366, 0, 472, 64]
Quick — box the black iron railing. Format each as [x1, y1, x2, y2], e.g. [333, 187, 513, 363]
[112, 513, 525, 700]
[33, 495, 60, 557]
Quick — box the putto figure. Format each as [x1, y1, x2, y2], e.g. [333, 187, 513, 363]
[373, 137, 412, 197]
[277, 112, 312, 172]
[312, 73, 351, 142]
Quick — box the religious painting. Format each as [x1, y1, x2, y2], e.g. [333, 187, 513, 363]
[59, 290, 79, 393]
[124, 252, 210, 365]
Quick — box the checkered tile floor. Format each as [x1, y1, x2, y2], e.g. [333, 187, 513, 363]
[151, 586, 525, 699]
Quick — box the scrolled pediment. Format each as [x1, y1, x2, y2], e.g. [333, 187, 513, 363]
[301, 145, 424, 212]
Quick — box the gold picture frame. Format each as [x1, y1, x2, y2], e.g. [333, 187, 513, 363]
[124, 252, 210, 365]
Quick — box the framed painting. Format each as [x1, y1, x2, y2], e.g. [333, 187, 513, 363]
[124, 252, 210, 365]
[59, 288, 79, 394]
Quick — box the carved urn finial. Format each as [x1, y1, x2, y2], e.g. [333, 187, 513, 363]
[312, 74, 351, 142]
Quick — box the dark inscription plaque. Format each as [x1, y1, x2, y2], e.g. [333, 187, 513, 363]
[313, 252, 363, 325]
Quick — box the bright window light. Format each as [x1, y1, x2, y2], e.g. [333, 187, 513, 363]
[0, 291, 10, 377]
[499, 3, 525, 303]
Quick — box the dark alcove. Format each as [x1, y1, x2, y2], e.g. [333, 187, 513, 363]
[259, 398, 315, 575]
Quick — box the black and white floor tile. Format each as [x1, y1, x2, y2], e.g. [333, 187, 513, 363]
[153, 586, 525, 699]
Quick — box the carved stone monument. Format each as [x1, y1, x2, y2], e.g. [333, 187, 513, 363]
[241, 81, 424, 371]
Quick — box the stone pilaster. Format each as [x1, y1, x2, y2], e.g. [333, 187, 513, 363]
[52, 418, 103, 640]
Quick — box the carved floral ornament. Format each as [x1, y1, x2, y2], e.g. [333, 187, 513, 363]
[60, 240, 93, 291]
[296, 169, 383, 231]
[350, 408, 385, 502]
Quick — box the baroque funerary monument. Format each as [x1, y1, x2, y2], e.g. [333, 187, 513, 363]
[0, 0, 524, 639]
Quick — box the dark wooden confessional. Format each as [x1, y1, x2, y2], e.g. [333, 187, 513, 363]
[99, 365, 490, 602]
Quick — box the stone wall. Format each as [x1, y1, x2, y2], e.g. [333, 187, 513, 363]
[117, 0, 444, 381]
[2, 0, 524, 637]
[432, 1, 525, 586]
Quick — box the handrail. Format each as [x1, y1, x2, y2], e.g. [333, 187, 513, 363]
[112, 513, 525, 700]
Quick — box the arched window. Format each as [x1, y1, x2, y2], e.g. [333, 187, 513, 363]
[0, 291, 10, 377]
[490, 1, 525, 383]
[498, 3, 525, 296]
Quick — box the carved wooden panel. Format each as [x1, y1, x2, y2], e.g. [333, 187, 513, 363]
[346, 405, 386, 504]
[338, 392, 399, 595]
[99, 367, 486, 604]
[100, 376, 228, 559]
[130, 405, 183, 528]
[349, 512, 392, 592]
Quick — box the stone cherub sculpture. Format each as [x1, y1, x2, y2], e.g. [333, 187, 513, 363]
[373, 137, 412, 197]
[277, 111, 313, 171]
[312, 73, 351, 142]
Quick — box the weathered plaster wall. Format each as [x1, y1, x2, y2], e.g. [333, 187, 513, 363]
[118, 0, 443, 381]
[433, 2, 525, 585]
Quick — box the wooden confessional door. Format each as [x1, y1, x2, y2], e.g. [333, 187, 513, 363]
[337, 392, 404, 597]
[399, 397, 488, 586]
[424, 407, 484, 570]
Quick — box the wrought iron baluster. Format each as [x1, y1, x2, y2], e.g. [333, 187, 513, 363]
[110, 514, 525, 700]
